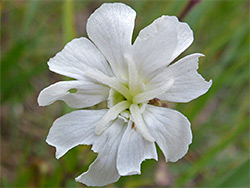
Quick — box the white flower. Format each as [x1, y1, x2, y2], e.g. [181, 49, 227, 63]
[38, 2, 212, 187]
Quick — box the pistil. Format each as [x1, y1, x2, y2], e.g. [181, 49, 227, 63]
[125, 54, 139, 96]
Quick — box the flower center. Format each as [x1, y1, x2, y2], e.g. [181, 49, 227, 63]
[84, 54, 174, 142]
[103, 78, 156, 142]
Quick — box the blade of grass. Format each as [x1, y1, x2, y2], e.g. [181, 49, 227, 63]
[216, 158, 250, 187]
[23, 0, 39, 33]
[1, 39, 32, 77]
[63, 0, 76, 43]
[1, 28, 45, 103]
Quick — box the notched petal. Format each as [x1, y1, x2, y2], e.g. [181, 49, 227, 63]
[117, 121, 158, 176]
[45, 110, 107, 159]
[87, 3, 136, 79]
[150, 53, 212, 103]
[75, 118, 126, 186]
[47, 37, 113, 79]
[37, 80, 109, 109]
[143, 105, 192, 162]
[132, 15, 194, 81]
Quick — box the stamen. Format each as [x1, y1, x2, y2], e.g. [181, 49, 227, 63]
[124, 54, 138, 95]
[133, 79, 174, 104]
[130, 104, 155, 142]
[95, 101, 131, 135]
[84, 71, 132, 101]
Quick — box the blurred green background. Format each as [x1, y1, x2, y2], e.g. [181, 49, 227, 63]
[1, 0, 249, 187]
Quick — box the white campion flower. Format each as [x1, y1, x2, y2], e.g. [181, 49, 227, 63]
[38, 2, 212, 186]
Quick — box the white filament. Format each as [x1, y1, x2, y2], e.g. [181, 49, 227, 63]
[133, 79, 174, 104]
[95, 101, 131, 135]
[84, 71, 132, 101]
[130, 104, 155, 142]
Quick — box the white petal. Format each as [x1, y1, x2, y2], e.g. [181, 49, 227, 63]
[46, 110, 107, 159]
[117, 121, 158, 176]
[48, 37, 113, 79]
[143, 105, 192, 162]
[87, 3, 136, 79]
[37, 79, 109, 108]
[76, 118, 126, 186]
[133, 16, 193, 81]
[151, 53, 212, 103]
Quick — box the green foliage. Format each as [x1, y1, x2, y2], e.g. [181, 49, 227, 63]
[216, 158, 250, 187]
[1, 0, 249, 187]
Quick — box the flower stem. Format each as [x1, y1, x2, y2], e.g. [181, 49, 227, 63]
[179, 0, 202, 21]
